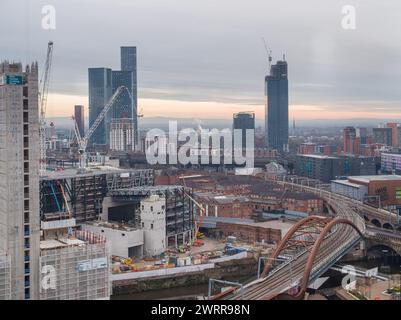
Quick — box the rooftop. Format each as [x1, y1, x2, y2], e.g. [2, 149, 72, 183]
[200, 216, 294, 235]
[331, 179, 367, 188]
[40, 166, 152, 181]
[40, 237, 86, 250]
[83, 220, 138, 232]
[348, 175, 401, 183]
[297, 154, 338, 160]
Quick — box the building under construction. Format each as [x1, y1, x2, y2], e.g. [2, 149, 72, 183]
[0, 254, 11, 300]
[39, 228, 110, 300]
[108, 185, 195, 248]
[40, 167, 154, 223]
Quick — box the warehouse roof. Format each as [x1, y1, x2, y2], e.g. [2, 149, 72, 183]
[349, 175, 401, 184]
[331, 179, 366, 189]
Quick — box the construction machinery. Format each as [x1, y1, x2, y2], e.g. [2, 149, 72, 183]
[39, 41, 54, 176]
[179, 176, 207, 248]
[72, 85, 134, 172]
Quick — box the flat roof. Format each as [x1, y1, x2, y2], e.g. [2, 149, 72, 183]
[200, 216, 294, 235]
[40, 166, 152, 181]
[349, 175, 401, 183]
[382, 153, 401, 157]
[83, 221, 139, 232]
[297, 154, 338, 159]
[331, 179, 366, 188]
[40, 237, 86, 250]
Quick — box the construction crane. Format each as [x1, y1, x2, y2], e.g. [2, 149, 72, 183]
[138, 107, 144, 118]
[39, 41, 54, 176]
[72, 85, 132, 172]
[179, 176, 207, 247]
[261, 37, 272, 74]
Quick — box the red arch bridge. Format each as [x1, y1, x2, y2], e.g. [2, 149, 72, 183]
[212, 199, 365, 300]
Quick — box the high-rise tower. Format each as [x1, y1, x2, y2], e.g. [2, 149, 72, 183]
[0, 61, 40, 300]
[265, 59, 289, 152]
[88, 68, 112, 145]
[74, 105, 85, 138]
[120, 47, 138, 150]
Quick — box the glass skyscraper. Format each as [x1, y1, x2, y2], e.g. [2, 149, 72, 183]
[233, 112, 255, 149]
[121, 47, 138, 149]
[88, 67, 112, 145]
[88, 47, 138, 148]
[265, 60, 289, 152]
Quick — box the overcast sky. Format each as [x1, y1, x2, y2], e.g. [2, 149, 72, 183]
[1, 0, 401, 121]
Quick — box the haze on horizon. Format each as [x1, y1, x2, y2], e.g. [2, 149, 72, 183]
[2, 0, 401, 122]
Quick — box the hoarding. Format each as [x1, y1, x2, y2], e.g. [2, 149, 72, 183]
[77, 257, 107, 272]
[5, 74, 23, 85]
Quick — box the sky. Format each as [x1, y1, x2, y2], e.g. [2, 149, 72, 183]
[1, 0, 401, 122]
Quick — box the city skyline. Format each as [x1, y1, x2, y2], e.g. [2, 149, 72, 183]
[2, 1, 401, 121]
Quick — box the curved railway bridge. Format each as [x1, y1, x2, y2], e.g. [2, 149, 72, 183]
[213, 184, 366, 300]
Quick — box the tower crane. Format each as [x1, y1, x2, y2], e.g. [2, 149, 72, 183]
[261, 37, 272, 74]
[39, 41, 54, 176]
[179, 176, 207, 247]
[72, 85, 132, 172]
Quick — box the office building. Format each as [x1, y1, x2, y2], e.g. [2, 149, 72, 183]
[233, 112, 255, 149]
[109, 118, 135, 151]
[88, 68, 112, 145]
[74, 105, 85, 138]
[265, 59, 289, 152]
[381, 152, 401, 174]
[121, 47, 138, 149]
[386, 123, 401, 148]
[373, 127, 392, 146]
[88, 47, 138, 149]
[295, 154, 376, 183]
[356, 127, 368, 145]
[295, 155, 342, 183]
[343, 126, 357, 154]
[0, 61, 40, 299]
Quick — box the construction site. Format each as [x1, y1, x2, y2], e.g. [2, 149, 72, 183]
[0, 254, 11, 300]
[39, 229, 110, 300]
[40, 167, 154, 223]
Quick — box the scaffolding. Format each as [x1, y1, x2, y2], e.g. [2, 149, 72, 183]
[109, 185, 195, 247]
[39, 231, 110, 300]
[0, 254, 11, 300]
[40, 168, 154, 223]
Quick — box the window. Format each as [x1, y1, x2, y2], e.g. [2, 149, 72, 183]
[151, 224, 153, 229]
[150, 206, 153, 212]
[24, 136, 29, 148]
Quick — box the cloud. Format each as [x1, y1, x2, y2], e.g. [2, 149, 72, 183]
[1, 0, 401, 119]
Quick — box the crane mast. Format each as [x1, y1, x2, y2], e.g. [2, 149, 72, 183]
[261, 37, 272, 74]
[72, 85, 132, 172]
[39, 41, 54, 176]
